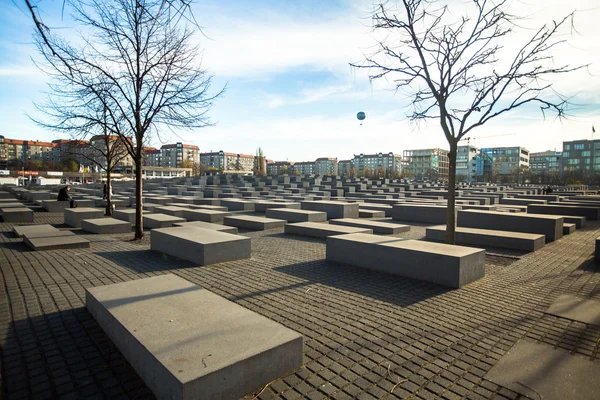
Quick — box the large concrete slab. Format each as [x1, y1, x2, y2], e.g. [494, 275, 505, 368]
[301, 200, 359, 219]
[223, 215, 286, 230]
[266, 208, 327, 223]
[545, 294, 600, 326]
[86, 274, 303, 400]
[327, 234, 485, 288]
[285, 222, 373, 238]
[426, 225, 545, 252]
[457, 209, 564, 242]
[1, 207, 34, 222]
[24, 235, 90, 251]
[13, 224, 59, 238]
[181, 209, 230, 223]
[151, 226, 251, 265]
[485, 339, 600, 400]
[527, 204, 600, 220]
[391, 204, 455, 224]
[172, 221, 238, 234]
[143, 214, 186, 229]
[254, 201, 301, 213]
[329, 218, 410, 234]
[81, 218, 132, 234]
[64, 208, 104, 228]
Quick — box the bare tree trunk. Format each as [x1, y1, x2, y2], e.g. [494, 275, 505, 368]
[445, 142, 457, 244]
[134, 154, 144, 239]
[105, 169, 113, 216]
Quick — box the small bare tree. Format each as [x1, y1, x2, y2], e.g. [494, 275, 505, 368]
[29, 0, 223, 239]
[352, 0, 585, 243]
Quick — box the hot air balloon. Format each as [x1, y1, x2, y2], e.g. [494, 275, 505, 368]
[357, 111, 366, 121]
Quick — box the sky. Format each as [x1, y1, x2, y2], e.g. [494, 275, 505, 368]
[1, 0, 599, 162]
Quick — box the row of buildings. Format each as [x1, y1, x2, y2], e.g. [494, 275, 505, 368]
[1, 133, 598, 183]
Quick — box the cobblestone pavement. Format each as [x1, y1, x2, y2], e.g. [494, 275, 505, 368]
[1, 210, 600, 399]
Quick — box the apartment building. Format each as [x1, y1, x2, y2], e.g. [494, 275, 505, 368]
[478, 146, 529, 181]
[529, 150, 563, 183]
[161, 143, 200, 168]
[292, 161, 314, 175]
[266, 161, 293, 175]
[403, 148, 449, 181]
[200, 151, 255, 172]
[456, 145, 478, 183]
[314, 157, 338, 176]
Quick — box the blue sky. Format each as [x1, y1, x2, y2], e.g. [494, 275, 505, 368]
[2, 0, 600, 162]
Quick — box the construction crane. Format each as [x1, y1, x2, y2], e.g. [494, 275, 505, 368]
[459, 133, 516, 147]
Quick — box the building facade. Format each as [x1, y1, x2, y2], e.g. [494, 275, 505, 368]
[403, 149, 449, 181]
[456, 145, 478, 183]
[160, 143, 200, 168]
[562, 139, 600, 183]
[266, 161, 294, 175]
[200, 151, 255, 172]
[292, 161, 314, 175]
[349, 152, 404, 177]
[337, 160, 353, 177]
[0, 136, 7, 170]
[529, 150, 563, 183]
[314, 157, 338, 176]
[478, 146, 529, 182]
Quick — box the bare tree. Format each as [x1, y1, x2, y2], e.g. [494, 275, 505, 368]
[30, 0, 223, 239]
[352, 0, 585, 243]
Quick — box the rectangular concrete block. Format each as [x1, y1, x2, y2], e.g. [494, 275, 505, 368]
[24, 235, 90, 251]
[64, 208, 105, 228]
[1, 207, 34, 222]
[223, 215, 286, 230]
[254, 201, 301, 213]
[81, 218, 132, 234]
[527, 204, 600, 221]
[265, 208, 327, 223]
[172, 221, 238, 234]
[144, 214, 186, 229]
[426, 225, 545, 252]
[182, 209, 230, 223]
[358, 209, 386, 218]
[113, 209, 139, 224]
[326, 233, 485, 288]
[391, 204, 454, 224]
[300, 201, 359, 219]
[329, 218, 410, 234]
[13, 224, 59, 238]
[284, 222, 373, 238]
[458, 209, 563, 242]
[151, 226, 251, 265]
[86, 275, 303, 400]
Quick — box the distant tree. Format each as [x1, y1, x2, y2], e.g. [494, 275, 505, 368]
[278, 166, 290, 175]
[254, 147, 266, 175]
[352, 0, 585, 243]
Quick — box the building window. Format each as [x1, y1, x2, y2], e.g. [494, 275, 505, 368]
[574, 143, 585, 150]
[565, 144, 571, 150]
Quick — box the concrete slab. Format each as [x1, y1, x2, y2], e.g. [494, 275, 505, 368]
[172, 221, 238, 234]
[64, 208, 105, 228]
[358, 209, 386, 218]
[485, 339, 600, 400]
[81, 218, 132, 234]
[265, 208, 327, 223]
[13, 224, 59, 238]
[285, 222, 373, 238]
[24, 235, 90, 251]
[426, 225, 545, 252]
[151, 227, 251, 265]
[86, 274, 303, 400]
[391, 204, 455, 224]
[23, 230, 75, 239]
[1, 207, 34, 222]
[329, 218, 410, 234]
[143, 214, 186, 229]
[113, 209, 142, 224]
[545, 294, 600, 326]
[181, 209, 230, 223]
[563, 223, 576, 234]
[301, 201, 359, 219]
[327, 234, 485, 288]
[153, 206, 188, 218]
[223, 215, 286, 230]
[254, 201, 301, 213]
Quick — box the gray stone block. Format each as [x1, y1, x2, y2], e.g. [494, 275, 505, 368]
[64, 208, 105, 228]
[1, 207, 34, 222]
[182, 209, 230, 223]
[172, 221, 238, 234]
[153, 206, 188, 218]
[143, 214, 186, 229]
[285, 222, 372, 238]
[24, 235, 90, 251]
[527, 204, 600, 221]
[113, 209, 141, 224]
[265, 208, 327, 223]
[254, 201, 301, 213]
[326, 233, 485, 288]
[221, 199, 256, 211]
[13, 224, 59, 238]
[563, 223, 576, 234]
[358, 203, 394, 217]
[300, 201, 359, 219]
[86, 274, 302, 400]
[458, 209, 563, 242]
[426, 225, 545, 252]
[391, 204, 455, 224]
[358, 209, 386, 218]
[329, 218, 410, 234]
[223, 215, 286, 230]
[81, 218, 132, 234]
[151, 227, 251, 265]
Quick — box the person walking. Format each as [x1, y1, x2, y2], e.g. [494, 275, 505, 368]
[102, 181, 108, 200]
[57, 186, 76, 208]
